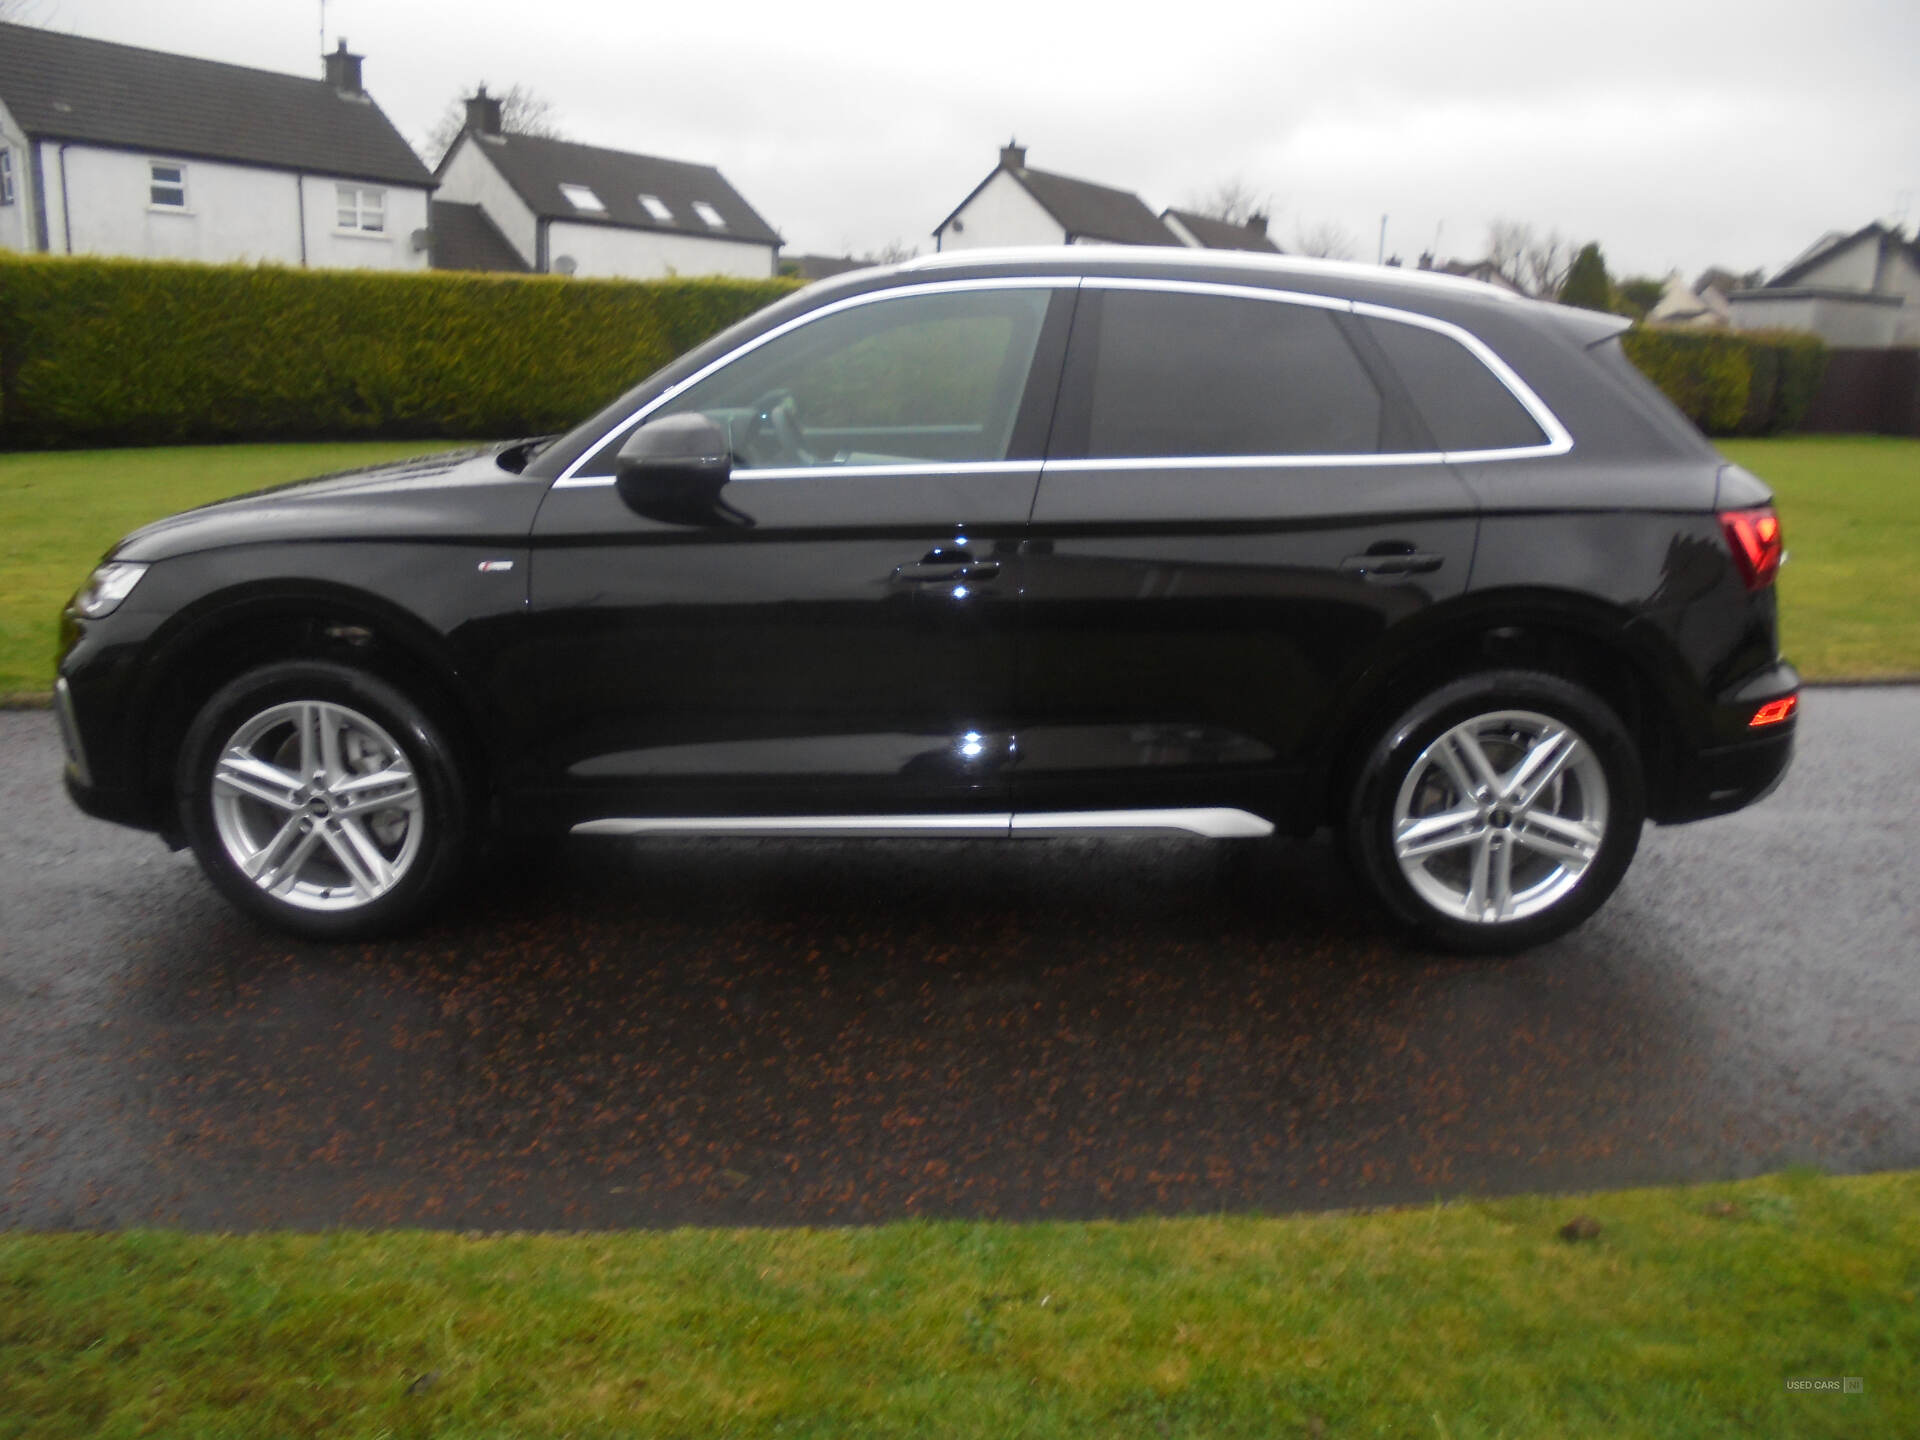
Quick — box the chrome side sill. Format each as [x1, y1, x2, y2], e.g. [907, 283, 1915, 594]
[571, 808, 1274, 841]
[1012, 808, 1274, 838]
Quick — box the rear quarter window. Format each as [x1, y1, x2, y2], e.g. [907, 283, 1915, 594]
[1363, 316, 1548, 452]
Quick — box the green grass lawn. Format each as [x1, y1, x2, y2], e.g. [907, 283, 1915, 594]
[2, 1169, 1912, 1438]
[0, 441, 469, 698]
[0, 435, 1914, 699]
[1721, 435, 1920, 678]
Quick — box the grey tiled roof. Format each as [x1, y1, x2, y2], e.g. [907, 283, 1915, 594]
[462, 131, 781, 247]
[1011, 165, 1176, 246]
[0, 22, 432, 187]
[1162, 208, 1282, 253]
[429, 201, 528, 273]
[1769, 222, 1920, 290]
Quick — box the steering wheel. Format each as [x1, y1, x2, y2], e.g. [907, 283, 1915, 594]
[742, 388, 815, 468]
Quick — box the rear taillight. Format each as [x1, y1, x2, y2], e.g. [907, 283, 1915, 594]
[1720, 505, 1783, 591]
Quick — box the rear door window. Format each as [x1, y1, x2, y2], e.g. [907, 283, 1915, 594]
[1361, 315, 1548, 452]
[1075, 289, 1386, 459]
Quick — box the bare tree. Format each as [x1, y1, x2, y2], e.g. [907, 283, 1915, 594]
[1292, 220, 1359, 260]
[1484, 218, 1574, 298]
[1187, 178, 1272, 227]
[1484, 218, 1532, 288]
[423, 84, 567, 166]
[1522, 232, 1574, 299]
[860, 239, 920, 264]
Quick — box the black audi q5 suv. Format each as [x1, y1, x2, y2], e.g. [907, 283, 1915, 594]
[57, 248, 1798, 951]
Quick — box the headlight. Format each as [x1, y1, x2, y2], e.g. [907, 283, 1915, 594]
[72, 561, 149, 619]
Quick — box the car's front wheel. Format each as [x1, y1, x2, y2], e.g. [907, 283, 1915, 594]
[1345, 671, 1644, 953]
[177, 661, 470, 939]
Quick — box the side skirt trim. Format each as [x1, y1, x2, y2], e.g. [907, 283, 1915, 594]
[571, 808, 1275, 841]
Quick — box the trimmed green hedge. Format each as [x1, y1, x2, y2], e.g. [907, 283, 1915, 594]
[1621, 325, 1827, 437]
[0, 255, 1835, 448]
[0, 255, 799, 449]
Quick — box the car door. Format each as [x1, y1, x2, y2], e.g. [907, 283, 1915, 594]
[1014, 279, 1484, 826]
[524, 279, 1075, 829]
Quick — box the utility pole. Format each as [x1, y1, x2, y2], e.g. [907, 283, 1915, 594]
[1377, 214, 1389, 266]
[319, 0, 327, 59]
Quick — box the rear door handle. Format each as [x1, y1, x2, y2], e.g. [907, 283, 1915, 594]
[1339, 551, 1444, 578]
[893, 547, 1001, 584]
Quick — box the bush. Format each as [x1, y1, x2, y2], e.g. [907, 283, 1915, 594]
[1621, 325, 1827, 436]
[1558, 243, 1612, 312]
[0, 255, 799, 449]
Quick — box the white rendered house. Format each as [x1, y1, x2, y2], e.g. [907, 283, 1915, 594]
[933, 144, 1177, 252]
[432, 91, 780, 279]
[1728, 223, 1920, 348]
[0, 23, 433, 270]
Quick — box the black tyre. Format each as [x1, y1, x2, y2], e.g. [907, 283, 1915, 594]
[1345, 670, 1644, 953]
[176, 660, 471, 940]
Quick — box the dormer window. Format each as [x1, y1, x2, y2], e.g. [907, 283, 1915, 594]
[559, 183, 605, 213]
[638, 194, 673, 223]
[149, 161, 186, 208]
[692, 200, 726, 230]
[336, 184, 386, 233]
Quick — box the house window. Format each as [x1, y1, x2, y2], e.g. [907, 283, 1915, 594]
[559, 183, 605, 212]
[692, 200, 726, 230]
[638, 193, 673, 223]
[335, 184, 386, 233]
[149, 162, 186, 208]
[0, 149, 14, 206]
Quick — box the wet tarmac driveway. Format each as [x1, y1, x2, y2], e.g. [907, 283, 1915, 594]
[3, 688, 1916, 1231]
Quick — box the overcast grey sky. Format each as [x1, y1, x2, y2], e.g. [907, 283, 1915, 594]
[17, 0, 1920, 278]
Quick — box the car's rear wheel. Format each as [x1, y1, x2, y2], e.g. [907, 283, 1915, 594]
[177, 661, 470, 939]
[1345, 671, 1644, 953]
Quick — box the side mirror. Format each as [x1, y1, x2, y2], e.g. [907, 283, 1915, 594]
[613, 413, 750, 527]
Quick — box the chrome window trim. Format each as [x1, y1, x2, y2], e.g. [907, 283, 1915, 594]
[548, 273, 1572, 493]
[1348, 299, 1573, 459]
[550, 277, 1078, 489]
[572, 807, 1274, 840]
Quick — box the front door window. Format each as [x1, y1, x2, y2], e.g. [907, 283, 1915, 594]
[653, 287, 1052, 470]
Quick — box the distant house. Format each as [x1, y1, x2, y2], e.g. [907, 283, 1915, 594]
[934, 144, 1177, 251]
[0, 24, 433, 269]
[432, 91, 780, 279]
[1728, 222, 1920, 348]
[1647, 272, 1731, 328]
[781, 253, 866, 281]
[1161, 208, 1281, 253]
[1420, 257, 1528, 296]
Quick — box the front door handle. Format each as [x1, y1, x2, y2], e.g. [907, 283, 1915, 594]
[1340, 549, 1444, 579]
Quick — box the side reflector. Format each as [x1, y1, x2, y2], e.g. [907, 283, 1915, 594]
[1749, 695, 1798, 728]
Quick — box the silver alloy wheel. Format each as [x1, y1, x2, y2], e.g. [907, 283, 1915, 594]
[1390, 708, 1610, 925]
[208, 699, 424, 912]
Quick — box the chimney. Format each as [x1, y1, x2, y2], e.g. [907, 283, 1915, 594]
[323, 38, 363, 95]
[1246, 213, 1268, 236]
[465, 84, 504, 138]
[999, 139, 1026, 170]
